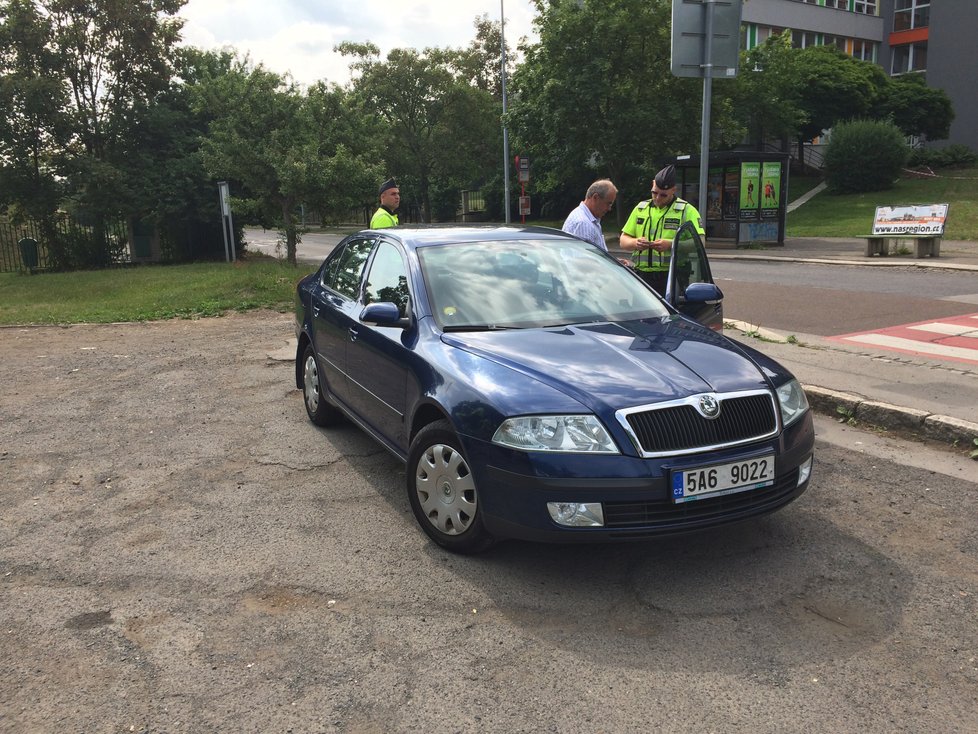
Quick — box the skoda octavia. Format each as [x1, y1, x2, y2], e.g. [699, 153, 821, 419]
[294, 224, 814, 553]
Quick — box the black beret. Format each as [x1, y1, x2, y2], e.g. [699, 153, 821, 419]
[653, 165, 676, 189]
[378, 178, 398, 196]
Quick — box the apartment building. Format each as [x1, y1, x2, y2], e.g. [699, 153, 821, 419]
[741, 0, 977, 150]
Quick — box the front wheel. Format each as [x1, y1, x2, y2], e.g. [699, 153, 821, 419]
[301, 343, 342, 427]
[407, 420, 494, 554]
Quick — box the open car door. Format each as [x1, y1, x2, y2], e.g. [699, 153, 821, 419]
[664, 221, 724, 331]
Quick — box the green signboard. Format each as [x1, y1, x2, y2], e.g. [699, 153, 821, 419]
[761, 162, 781, 220]
[739, 162, 760, 220]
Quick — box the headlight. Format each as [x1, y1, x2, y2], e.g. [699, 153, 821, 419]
[492, 415, 620, 454]
[776, 379, 810, 427]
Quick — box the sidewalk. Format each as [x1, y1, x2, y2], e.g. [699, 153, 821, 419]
[705, 237, 978, 449]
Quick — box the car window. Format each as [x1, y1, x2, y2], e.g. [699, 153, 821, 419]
[324, 237, 375, 299]
[672, 225, 712, 296]
[364, 241, 410, 318]
[419, 238, 669, 330]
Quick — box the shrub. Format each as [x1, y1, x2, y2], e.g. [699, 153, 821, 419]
[824, 120, 909, 193]
[908, 144, 977, 169]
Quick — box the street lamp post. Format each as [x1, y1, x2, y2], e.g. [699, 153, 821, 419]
[501, 0, 511, 223]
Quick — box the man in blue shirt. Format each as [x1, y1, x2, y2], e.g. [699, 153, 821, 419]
[561, 179, 617, 251]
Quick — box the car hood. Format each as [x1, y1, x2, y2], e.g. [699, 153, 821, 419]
[440, 316, 772, 411]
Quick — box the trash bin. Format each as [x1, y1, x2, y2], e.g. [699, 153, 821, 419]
[18, 237, 39, 272]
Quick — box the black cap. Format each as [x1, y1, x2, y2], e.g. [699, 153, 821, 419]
[653, 165, 676, 189]
[378, 178, 398, 196]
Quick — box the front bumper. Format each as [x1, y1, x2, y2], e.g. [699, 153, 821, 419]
[464, 411, 815, 543]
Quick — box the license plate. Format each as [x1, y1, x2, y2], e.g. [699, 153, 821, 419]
[671, 454, 775, 503]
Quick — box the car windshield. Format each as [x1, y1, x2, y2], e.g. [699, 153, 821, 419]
[418, 238, 670, 330]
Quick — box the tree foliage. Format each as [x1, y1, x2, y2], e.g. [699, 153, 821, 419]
[876, 72, 954, 142]
[824, 119, 908, 193]
[194, 55, 379, 263]
[509, 0, 742, 224]
[340, 39, 499, 223]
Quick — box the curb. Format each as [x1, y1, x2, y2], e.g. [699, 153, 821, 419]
[803, 385, 978, 448]
[723, 320, 978, 449]
[706, 253, 978, 271]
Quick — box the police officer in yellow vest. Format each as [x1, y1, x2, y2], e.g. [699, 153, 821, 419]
[370, 178, 400, 229]
[619, 164, 705, 295]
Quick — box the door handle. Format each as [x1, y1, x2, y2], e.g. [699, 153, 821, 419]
[348, 328, 358, 342]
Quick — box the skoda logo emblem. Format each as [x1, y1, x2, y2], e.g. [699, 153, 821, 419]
[699, 395, 720, 419]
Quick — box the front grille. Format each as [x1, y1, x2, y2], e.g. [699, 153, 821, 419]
[602, 469, 801, 532]
[623, 392, 777, 456]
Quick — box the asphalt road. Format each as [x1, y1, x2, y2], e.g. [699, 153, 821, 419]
[713, 260, 978, 335]
[2, 312, 976, 732]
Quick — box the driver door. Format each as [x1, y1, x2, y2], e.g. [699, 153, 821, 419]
[665, 221, 724, 331]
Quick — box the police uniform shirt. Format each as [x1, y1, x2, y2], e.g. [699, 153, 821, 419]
[621, 197, 705, 271]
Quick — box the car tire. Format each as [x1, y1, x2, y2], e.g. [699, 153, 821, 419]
[301, 343, 343, 427]
[407, 420, 494, 554]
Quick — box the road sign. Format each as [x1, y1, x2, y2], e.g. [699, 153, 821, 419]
[671, 0, 742, 79]
[518, 155, 530, 183]
[519, 196, 531, 216]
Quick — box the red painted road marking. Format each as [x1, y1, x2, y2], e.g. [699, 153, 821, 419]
[829, 313, 978, 366]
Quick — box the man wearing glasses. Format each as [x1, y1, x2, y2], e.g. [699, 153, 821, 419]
[561, 179, 618, 251]
[619, 164, 705, 294]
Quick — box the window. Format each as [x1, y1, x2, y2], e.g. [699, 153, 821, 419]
[851, 39, 877, 62]
[363, 241, 410, 318]
[325, 238, 374, 300]
[894, 0, 929, 31]
[853, 0, 877, 15]
[891, 42, 927, 73]
[791, 30, 818, 49]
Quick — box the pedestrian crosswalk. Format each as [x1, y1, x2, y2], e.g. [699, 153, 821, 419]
[830, 313, 978, 366]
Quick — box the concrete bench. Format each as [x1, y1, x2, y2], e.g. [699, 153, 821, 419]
[865, 203, 947, 259]
[864, 235, 942, 258]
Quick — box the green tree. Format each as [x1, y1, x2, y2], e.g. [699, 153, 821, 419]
[824, 119, 908, 193]
[727, 32, 806, 150]
[876, 72, 954, 142]
[340, 40, 499, 223]
[793, 45, 888, 168]
[509, 0, 736, 224]
[0, 0, 68, 240]
[196, 56, 379, 263]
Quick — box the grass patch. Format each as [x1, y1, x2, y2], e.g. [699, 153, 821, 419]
[786, 174, 824, 203]
[0, 259, 318, 325]
[788, 166, 978, 239]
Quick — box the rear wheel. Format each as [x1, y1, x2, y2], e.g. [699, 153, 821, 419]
[301, 343, 342, 426]
[407, 420, 494, 554]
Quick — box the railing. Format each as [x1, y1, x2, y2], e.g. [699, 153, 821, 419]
[0, 216, 130, 273]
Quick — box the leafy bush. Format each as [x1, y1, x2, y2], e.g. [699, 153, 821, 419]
[908, 144, 977, 169]
[824, 120, 909, 193]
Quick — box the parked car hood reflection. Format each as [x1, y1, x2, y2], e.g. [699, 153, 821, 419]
[440, 315, 770, 410]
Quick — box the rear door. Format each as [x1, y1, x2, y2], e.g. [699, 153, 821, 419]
[665, 222, 724, 330]
[312, 236, 376, 409]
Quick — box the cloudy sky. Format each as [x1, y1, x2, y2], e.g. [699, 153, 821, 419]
[178, 0, 539, 87]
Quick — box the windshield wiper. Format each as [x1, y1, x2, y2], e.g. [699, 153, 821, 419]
[441, 324, 521, 332]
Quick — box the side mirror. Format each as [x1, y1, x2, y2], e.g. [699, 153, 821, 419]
[360, 302, 410, 328]
[682, 282, 723, 304]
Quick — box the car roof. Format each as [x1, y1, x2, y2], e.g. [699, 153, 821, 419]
[363, 224, 580, 249]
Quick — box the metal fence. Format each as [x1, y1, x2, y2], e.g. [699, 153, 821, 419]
[0, 216, 130, 273]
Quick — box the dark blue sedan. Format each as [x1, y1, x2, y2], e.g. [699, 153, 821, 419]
[295, 224, 814, 553]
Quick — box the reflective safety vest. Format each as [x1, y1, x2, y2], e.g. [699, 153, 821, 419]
[621, 197, 703, 272]
[370, 207, 399, 229]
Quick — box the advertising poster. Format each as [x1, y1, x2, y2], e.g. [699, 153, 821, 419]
[722, 167, 739, 219]
[706, 167, 723, 220]
[739, 162, 760, 220]
[761, 162, 781, 220]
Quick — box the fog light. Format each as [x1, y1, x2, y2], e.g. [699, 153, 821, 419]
[547, 502, 604, 527]
[797, 455, 813, 486]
